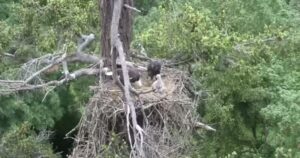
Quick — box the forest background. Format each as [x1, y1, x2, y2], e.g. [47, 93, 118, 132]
[0, 0, 299, 157]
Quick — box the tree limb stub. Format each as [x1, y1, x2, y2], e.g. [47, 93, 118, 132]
[77, 34, 95, 53]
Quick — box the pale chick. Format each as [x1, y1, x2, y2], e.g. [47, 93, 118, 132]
[152, 74, 165, 94]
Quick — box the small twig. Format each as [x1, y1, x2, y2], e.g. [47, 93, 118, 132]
[41, 86, 55, 102]
[124, 4, 141, 13]
[136, 89, 154, 95]
[0, 68, 102, 95]
[0, 80, 24, 83]
[66, 116, 83, 139]
[3, 53, 15, 57]
[194, 122, 216, 132]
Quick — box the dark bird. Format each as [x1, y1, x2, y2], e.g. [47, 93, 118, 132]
[117, 67, 142, 87]
[147, 60, 162, 80]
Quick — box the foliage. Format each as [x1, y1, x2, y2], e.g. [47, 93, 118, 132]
[0, 0, 98, 157]
[0, 0, 299, 157]
[0, 0, 99, 65]
[135, 4, 224, 58]
[0, 91, 63, 132]
[0, 122, 60, 158]
[134, 0, 300, 157]
[135, 0, 159, 15]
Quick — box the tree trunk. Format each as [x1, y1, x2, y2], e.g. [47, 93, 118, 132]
[100, 0, 133, 67]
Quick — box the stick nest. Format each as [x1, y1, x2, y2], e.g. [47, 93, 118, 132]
[69, 66, 199, 158]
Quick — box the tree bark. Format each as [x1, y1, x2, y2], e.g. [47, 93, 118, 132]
[100, 0, 133, 67]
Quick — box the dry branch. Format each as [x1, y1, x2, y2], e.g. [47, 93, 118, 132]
[77, 34, 95, 53]
[0, 33, 102, 95]
[0, 68, 101, 95]
[24, 53, 67, 83]
[2, 53, 15, 57]
[110, 0, 144, 156]
[124, 4, 141, 13]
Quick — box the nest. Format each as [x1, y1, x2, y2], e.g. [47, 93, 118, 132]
[69, 66, 199, 158]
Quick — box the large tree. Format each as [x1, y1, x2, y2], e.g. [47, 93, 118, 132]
[100, 0, 133, 67]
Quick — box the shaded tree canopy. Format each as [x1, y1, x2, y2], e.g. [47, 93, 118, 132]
[0, 0, 299, 157]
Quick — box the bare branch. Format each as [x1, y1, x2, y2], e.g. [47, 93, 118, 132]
[24, 54, 66, 83]
[0, 80, 24, 83]
[62, 52, 71, 79]
[124, 4, 141, 13]
[19, 34, 99, 84]
[3, 53, 15, 57]
[77, 34, 95, 53]
[0, 68, 100, 95]
[111, 0, 145, 156]
[67, 52, 100, 63]
[194, 122, 216, 132]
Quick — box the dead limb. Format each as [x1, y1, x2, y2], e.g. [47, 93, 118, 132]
[2, 53, 15, 57]
[18, 33, 99, 85]
[110, 0, 144, 157]
[24, 53, 67, 83]
[0, 68, 101, 95]
[77, 34, 95, 53]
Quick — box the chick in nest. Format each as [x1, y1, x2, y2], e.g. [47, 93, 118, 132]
[152, 74, 165, 94]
